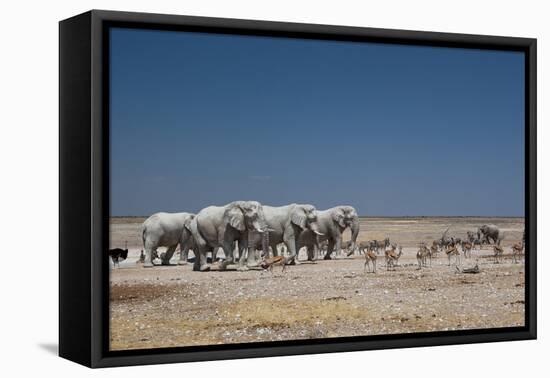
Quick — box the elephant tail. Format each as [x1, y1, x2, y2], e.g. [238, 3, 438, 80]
[191, 217, 208, 248]
[141, 226, 146, 248]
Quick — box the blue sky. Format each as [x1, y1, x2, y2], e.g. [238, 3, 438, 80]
[110, 28, 525, 216]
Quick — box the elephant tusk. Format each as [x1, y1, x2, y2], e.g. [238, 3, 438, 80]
[314, 230, 324, 236]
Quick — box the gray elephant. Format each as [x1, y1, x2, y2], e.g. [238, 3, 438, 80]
[248, 204, 324, 264]
[189, 201, 269, 271]
[478, 224, 503, 245]
[299, 205, 360, 260]
[142, 212, 195, 267]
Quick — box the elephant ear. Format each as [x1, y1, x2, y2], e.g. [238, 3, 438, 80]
[331, 208, 346, 228]
[290, 206, 307, 229]
[223, 206, 246, 231]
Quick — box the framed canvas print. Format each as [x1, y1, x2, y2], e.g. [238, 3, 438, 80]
[59, 10, 537, 368]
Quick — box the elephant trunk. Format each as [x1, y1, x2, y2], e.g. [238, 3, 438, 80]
[251, 217, 270, 258]
[349, 217, 360, 251]
[261, 230, 270, 258]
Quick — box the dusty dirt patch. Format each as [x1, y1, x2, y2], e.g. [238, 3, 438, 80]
[109, 217, 525, 351]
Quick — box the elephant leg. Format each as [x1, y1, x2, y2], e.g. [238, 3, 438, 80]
[161, 245, 177, 265]
[192, 248, 201, 271]
[293, 236, 303, 264]
[193, 245, 211, 272]
[283, 236, 298, 264]
[266, 241, 279, 259]
[313, 244, 320, 260]
[247, 247, 258, 267]
[306, 246, 314, 261]
[246, 244, 259, 267]
[143, 241, 157, 268]
[220, 240, 237, 270]
[269, 243, 278, 259]
[272, 244, 279, 257]
[313, 239, 321, 260]
[237, 244, 247, 269]
[237, 235, 253, 270]
[220, 243, 234, 264]
[192, 257, 197, 270]
[212, 247, 219, 262]
[178, 244, 190, 265]
[255, 247, 263, 263]
[178, 230, 192, 265]
[324, 240, 335, 260]
[229, 242, 238, 262]
[334, 237, 342, 257]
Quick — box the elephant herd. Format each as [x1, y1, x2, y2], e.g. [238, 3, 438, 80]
[141, 201, 360, 272]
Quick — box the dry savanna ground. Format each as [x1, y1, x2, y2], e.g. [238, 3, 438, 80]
[109, 217, 525, 351]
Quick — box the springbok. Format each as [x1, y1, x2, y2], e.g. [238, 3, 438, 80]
[385, 245, 402, 271]
[430, 243, 439, 258]
[416, 243, 431, 269]
[260, 255, 287, 273]
[461, 241, 473, 259]
[493, 245, 504, 264]
[511, 241, 524, 263]
[445, 244, 460, 267]
[364, 247, 377, 273]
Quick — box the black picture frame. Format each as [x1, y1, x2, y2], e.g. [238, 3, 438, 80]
[59, 9, 537, 368]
